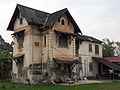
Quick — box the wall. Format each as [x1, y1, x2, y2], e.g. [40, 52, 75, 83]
[50, 14, 76, 59]
[79, 41, 102, 57]
[52, 14, 74, 33]
[12, 15, 32, 75]
[79, 41, 102, 77]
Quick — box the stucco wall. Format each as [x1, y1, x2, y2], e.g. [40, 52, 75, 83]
[79, 41, 102, 57]
[79, 41, 102, 77]
[14, 14, 28, 31]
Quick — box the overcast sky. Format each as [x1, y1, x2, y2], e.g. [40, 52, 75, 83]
[0, 0, 120, 43]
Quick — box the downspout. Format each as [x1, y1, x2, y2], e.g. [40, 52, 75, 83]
[31, 27, 34, 75]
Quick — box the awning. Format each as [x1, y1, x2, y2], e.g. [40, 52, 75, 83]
[53, 58, 81, 64]
[13, 53, 24, 59]
[92, 57, 120, 71]
[54, 30, 77, 37]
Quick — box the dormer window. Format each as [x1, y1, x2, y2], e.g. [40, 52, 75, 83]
[61, 19, 65, 25]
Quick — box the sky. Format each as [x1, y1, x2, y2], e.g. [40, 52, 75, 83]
[0, 0, 120, 43]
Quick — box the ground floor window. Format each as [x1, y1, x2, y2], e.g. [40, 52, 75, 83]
[89, 62, 93, 71]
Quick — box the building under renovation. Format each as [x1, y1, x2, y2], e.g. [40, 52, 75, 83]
[7, 4, 120, 84]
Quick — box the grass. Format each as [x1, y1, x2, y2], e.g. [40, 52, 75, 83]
[0, 81, 120, 90]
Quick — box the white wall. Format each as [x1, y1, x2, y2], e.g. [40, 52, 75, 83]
[79, 41, 102, 77]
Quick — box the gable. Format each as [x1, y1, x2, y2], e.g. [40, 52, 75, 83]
[48, 9, 82, 34]
[14, 13, 28, 31]
[52, 14, 74, 33]
[7, 4, 49, 31]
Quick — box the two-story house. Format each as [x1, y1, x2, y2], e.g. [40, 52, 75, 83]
[7, 4, 82, 83]
[7, 4, 120, 83]
[76, 35, 102, 79]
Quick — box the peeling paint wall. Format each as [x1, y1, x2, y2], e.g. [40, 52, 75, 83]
[52, 14, 74, 33]
[12, 12, 103, 81]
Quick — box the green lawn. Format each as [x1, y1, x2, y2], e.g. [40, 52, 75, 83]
[0, 81, 120, 90]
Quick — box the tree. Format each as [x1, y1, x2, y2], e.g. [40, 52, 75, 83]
[102, 38, 116, 57]
[0, 35, 13, 52]
[0, 35, 13, 80]
[0, 50, 12, 80]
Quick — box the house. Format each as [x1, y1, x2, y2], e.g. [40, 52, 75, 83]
[76, 35, 103, 79]
[7, 4, 120, 83]
[7, 4, 82, 83]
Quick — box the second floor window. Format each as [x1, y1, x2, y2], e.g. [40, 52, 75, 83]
[95, 45, 99, 54]
[61, 19, 65, 25]
[44, 36, 46, 47]
[59, 34, 68, 47]
[15, 31, 24, 48]
[89, 44, 92, 52]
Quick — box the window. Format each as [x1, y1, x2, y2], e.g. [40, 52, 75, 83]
[58, 18, 60, 22]
[16, 31, 24, 48]
[68, 20, 70, 25]
[19, 13, 23, 25]
[59, 34, 68, 47]
[44, 36, 46, 47]
[95, 45, 99, 54]
[89, 44, 92, 52]
[89, 62, 93, 71]
[61, 19, 65, 25]
[20, 17, 23, 25]
[35, 42, 39, 46]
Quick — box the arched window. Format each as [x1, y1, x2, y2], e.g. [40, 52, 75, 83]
[61, 19, 65, 25]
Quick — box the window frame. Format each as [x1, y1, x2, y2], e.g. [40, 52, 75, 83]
[95, 45, 99, 54]
[89, 62, 93, 71]
[35, 42, 39, 47]
[89, 44, 92, 52]
[61, 19, 65, 25]
[16, 31, 24, 48]
[58, 34, 68, 47]
[43, 36, 46, 47]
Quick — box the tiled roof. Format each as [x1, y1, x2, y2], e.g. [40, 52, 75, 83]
[105, 57, 120, 62]
[7, 4, 82, 33]
[93, 57, 120, 71]
[116, 42, 120, 46]
[77, 35, 102, 43]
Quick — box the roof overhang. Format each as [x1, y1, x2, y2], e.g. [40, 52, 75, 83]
[53, 58, 81, 64]
[11, 29, 25, 36]
[13, 53, 24, 59]
[92, 57, 120, 71]
[54, 30, 78, 37]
